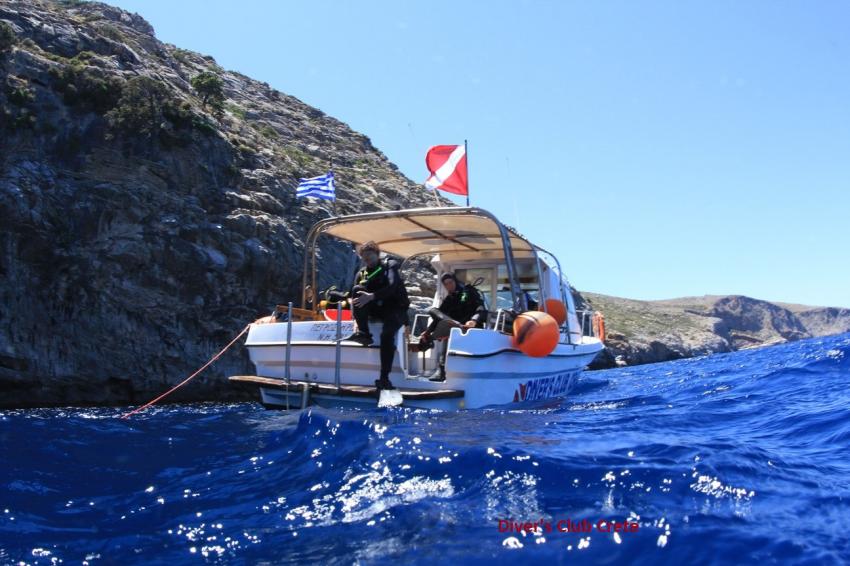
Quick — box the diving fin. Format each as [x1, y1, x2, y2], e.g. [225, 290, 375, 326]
[378, 388, 403, 408]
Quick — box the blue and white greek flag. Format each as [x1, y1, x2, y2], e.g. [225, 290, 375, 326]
[296, 171, 335, 200]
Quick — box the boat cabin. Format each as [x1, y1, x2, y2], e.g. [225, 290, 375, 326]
[301, 207, 583, 345]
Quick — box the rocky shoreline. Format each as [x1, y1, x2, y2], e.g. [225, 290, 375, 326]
[580, 292, 850, 369]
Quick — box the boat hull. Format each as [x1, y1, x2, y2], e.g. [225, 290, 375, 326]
[242, 321, 603, 410]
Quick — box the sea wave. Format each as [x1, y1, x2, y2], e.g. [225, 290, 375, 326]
[1, 333, 849, 565]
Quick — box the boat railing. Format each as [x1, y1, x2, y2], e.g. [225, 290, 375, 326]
[577, 310, 606, 342]
[285, 302, 293, 409]
[493, 309, 511, 334]
[411, 313, 431, 336]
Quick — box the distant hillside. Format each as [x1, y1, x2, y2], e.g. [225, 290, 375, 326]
[579, 292, 850, 368]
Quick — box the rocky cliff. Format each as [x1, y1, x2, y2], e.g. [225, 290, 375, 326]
[581, 293, 850, 368]
[0, 0, 444, 408]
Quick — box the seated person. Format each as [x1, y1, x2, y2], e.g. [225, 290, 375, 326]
[343, 241, 410, 392]
[418, 272, 486, 381]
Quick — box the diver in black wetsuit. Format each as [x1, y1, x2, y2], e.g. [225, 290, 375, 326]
[343, 241, 410, 391]
[419, 272, 487, 381]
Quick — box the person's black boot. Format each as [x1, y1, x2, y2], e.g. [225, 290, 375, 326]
[342, 331, 372, 346]
[428, 365, 446, 382]
[374, 377, 395, 391]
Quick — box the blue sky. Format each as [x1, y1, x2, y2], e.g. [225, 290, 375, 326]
[107, 0, 850, 307]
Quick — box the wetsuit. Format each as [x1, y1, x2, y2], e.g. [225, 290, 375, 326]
[351, 258, 410, 387]
[423, 283, 487, 381]
[426, 283, 487, 338]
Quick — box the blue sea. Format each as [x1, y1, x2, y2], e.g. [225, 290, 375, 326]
[2, 333, 849, 565]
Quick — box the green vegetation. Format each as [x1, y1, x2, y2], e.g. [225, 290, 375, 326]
[190, 71, 225, 118]
[16, 38, 69, 65]
[96, 23, 124, 43]
[224, 101, 246, 120]
[72, 50, 97, 62]
[1, 108, 36, 131]
[171, 48, 191, 64]
[281, 145, 312, 167]
[48, 56, 124, 112]
[255, 123, 278, 140]
[106, 76, 188, 138]
[580, 292, 713, 342]
[2, 77, 37, 131]
[103, 76, 215, 143]
[191, 114, 217, 135]
[0, 21, 16, 54]
[202, 56, 225, 74]
[8, 84, 34, 106]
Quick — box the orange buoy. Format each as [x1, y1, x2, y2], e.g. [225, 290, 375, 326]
[539, 298, 567, 326]
[512, 311, 560, 357]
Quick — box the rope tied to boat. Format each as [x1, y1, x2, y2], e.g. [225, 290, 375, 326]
[120, 324, 251, 419]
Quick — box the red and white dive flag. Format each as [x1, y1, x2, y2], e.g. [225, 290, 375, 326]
[425, 144, 468, 196]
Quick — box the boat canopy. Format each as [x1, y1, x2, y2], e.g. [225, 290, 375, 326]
[302, 207, 558, 315]
[308, 207, 536, 262]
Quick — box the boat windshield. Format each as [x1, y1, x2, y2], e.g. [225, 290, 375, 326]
[454, 262, 540, 311]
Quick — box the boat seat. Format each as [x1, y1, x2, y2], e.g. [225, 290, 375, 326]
[412, 309, 495, 332]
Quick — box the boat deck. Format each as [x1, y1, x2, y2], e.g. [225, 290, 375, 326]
[228, 375, 465, 400]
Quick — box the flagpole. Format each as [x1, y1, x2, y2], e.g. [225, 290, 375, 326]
[464, 139, 469, 207]
[331, 162, 337, 217]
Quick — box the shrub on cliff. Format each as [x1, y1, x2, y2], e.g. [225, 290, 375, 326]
[7, 82, 35, 106]
[49, 61, 124, 112]
[104, 75, 210, 148]
[0, 21, 16, 55]
[190, 71, 225, 118]
[171, 48, 191, 64]
[1, 91, 36, 132]
[95, 23, 125, 43]
[106, 76, 184, 137]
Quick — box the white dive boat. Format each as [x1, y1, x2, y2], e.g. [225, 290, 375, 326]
[229, 207, 605, 410]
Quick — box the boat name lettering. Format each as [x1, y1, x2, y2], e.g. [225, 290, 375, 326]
[310, 322, 355, 341]
[514, 371, 577, 402]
